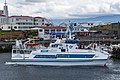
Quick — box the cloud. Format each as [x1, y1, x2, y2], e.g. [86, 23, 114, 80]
[25, 0, 46, 3]
[0, 3, 4, 10]
[110, 1, 120, 13]
[1, 0, 120, 19]
[99, 3, 110, 13]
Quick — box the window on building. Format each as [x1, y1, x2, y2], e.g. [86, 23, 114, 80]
[28, 23, 32, 25]
[12, 19, 14, 22]
[16, 18, 19, 21]
[23, 23, 25, 25]
[14, 26, 17, 29]
[81, 29, 84, 31]
[56, 35, 61, 38]
[8, 26, 10, 29]
[39, 29, 43, 32]
[112, 23, 120, 29]
[35, 19, 38, 21]
[16, 23, 20, 25]
[45, 29, 49, 32]
[45, 29, 49, 33]
[1, 19, 2, 23]
[62, 29, 66, 32]
[51, 29, 55, 32]
[57, 29, 61, 32]
[42, 23, 44, 25]
[42, 19, 44, 22]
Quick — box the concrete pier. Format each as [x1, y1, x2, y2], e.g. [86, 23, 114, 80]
[111, 45, 120, 58]
[0, 39, 120, 54]
[0, 42, 15, 53]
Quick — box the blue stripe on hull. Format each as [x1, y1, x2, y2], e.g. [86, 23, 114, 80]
[34, 54, 95, 58]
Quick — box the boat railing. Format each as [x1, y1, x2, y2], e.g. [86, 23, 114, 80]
[12, 45, 23, 49]
[12, 45, 32, 54]
[12, 45, 40, 51]
[12, 49, 32, 54]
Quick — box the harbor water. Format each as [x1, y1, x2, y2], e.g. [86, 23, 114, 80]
[0, 53, 120, 80]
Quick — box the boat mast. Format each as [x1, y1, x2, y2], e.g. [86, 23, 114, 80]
[68, 23, 71, 39]
[68, 22, 74, 39]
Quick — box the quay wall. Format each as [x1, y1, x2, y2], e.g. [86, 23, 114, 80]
[0, 40, 120, 54]
[0, 44, 12, 53]
[111, 47, 120, 58]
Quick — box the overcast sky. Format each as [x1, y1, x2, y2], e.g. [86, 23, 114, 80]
[0, 0, 120, 19]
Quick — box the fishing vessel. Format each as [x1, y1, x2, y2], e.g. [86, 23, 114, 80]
[5, 24, 110, 66]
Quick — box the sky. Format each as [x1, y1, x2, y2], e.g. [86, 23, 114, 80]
[0, 0, 120, 19]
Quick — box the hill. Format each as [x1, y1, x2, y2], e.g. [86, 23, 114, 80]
[51, 14, 120, 25]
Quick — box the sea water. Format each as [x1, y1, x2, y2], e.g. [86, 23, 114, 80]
[0, 53, 120, 80]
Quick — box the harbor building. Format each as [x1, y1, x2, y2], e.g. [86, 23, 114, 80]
[0, 16, 50, 31]
[68, 22, 97, 37]
[30, 26, 67, 40]
[111, 22, 120, 39]
[0, 14, 6, 27]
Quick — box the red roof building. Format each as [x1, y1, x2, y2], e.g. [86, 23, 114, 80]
[9, 16, 33, 18]
[9, 16, 44, 19]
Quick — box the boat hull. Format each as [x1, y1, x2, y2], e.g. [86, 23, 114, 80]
[5, 59, 108, 66]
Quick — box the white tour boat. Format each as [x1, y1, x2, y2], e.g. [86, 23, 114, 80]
[5, 38, 110, 66]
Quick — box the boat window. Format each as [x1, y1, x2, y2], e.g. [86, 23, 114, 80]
[51, 44, 62, 48]
[57, 54, 94, 58]
[13, 50, 16, 54]
[57, 54, 70, 58]
[41, 50, 48, 52]
[61, 49, 66, 52]
[34, 55, 56, 58]
[59, 44, 62, 46]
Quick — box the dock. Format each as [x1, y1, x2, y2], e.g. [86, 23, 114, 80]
[0, 39, 120, 54]
[111, 45, 120, 58]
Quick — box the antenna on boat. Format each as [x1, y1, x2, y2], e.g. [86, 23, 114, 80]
[68, 21, 74, 39]
[5, 0, 7, 5]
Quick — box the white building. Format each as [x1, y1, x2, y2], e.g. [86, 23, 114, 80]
[0, 24, 18, 31]
[2, 16, 50, 30]
[0, 15, 6, 27]
[0, 0, 8, 27]
[0, 1, 51, 31]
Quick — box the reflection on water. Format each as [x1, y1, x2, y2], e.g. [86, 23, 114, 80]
[0, 53, 120, 80]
